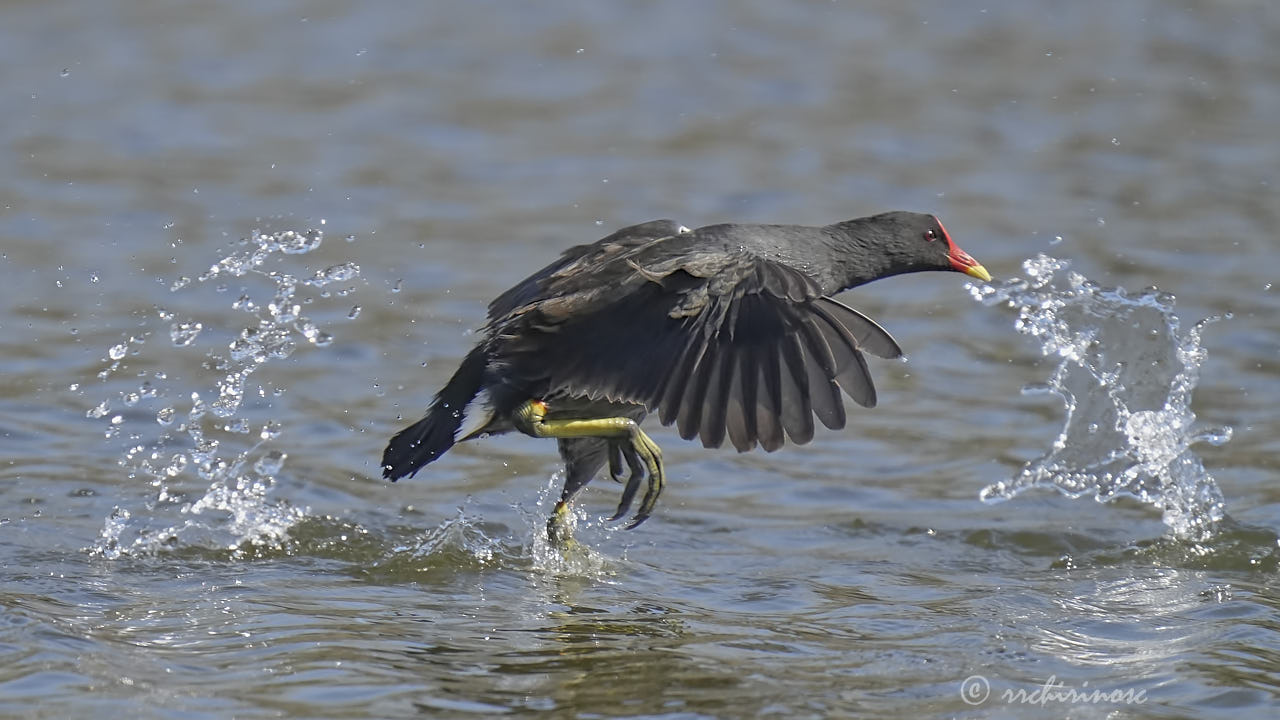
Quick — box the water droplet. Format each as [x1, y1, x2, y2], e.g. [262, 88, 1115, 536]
[229, 338, 256, 362]
[254, 450, 287, 476]
[1096, 217, 1106, 226]
[156, 407, 176, 425]
[1196, 426, 1233, 446]
[108, 343, 127, 360]
[87, 400, 110, 418]
[277, 229, 323, 254]
[268, 301, 300, 323]
[1111, 137, 1120, 146]
[260, 421, 282, 440]
[347, 305, 362, 319]
[165, 454, 188, 477]
[311, 262, 360, 286]
[170, 320, 202, 346]
[60, 69, 70, 77]
[68, 383, 80, 392]
[391, 279, 403, 293]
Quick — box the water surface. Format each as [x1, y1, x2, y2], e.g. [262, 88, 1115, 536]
[3, 2, 1279, 718]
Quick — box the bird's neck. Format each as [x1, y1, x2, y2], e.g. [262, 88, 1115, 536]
[821, 220, 903, 292]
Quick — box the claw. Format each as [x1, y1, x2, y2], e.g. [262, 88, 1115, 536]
[622, 428, 664, 529]
[608, 443, 647, 521]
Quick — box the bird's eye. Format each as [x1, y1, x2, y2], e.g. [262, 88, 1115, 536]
[924, 229, 937, 242]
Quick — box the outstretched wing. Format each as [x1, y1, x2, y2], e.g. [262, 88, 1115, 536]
[492, 248, 902, 453]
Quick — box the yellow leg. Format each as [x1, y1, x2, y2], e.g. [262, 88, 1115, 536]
[514, 400, 666, 540]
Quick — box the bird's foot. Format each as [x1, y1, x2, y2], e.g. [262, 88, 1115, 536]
[513, 399, 666, 529]
[605, 430, 664, 529]
[545, 500, 580, 550]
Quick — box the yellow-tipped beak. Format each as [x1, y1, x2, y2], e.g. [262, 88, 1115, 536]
[964, 264, 992, 283]
[946, 242, 991, 283]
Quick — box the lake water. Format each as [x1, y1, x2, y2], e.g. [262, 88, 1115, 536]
[3, 2, 1279, 718]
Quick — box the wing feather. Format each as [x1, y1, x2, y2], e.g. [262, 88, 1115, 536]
[754, 343, 785, 452]
[798, 317, 846, 430]
[698, 348, 733, 449]
[813, 297, 902, 359]
[489, 248, 900, 452]
[677, 339, 719, 441]
[724, 348, 754, 452]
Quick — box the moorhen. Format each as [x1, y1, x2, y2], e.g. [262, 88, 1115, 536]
[382, 212, 990, 543]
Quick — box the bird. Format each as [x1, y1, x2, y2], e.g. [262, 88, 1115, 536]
[382, 211, 990, 544]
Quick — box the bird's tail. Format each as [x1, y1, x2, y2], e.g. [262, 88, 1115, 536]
[381, 346, 488, 481]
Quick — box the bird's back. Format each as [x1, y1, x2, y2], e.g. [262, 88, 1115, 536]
[486, 221, 833, 327]
[486, 219, 689, 323]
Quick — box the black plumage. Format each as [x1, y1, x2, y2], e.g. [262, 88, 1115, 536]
[382, 211, 989, 533]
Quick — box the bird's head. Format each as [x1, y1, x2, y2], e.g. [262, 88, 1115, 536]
[920, 213, 991, 282]
[830, 211, 991, 287]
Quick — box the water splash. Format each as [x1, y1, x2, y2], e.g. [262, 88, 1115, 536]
[342, 487, 617, 583]
[970, 254, 1229, 541]
[358, 506, 511, 581]
[90, 228, 362, 559]
[517, 474, 617, 576]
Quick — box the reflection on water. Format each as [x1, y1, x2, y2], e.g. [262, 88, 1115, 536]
[972, 254, 1230, 540]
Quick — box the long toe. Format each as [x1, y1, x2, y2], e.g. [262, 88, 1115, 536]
[624, 431, 665, 529]
[608, 441, 627, 483]
[608, 444, 647, 521]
